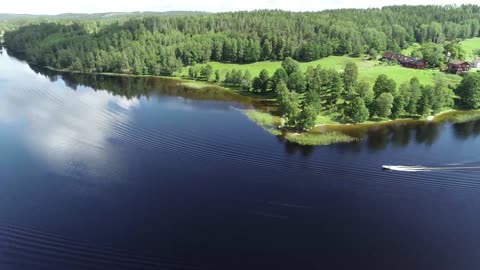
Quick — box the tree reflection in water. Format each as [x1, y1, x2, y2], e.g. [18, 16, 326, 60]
[27, 62, 480, 158]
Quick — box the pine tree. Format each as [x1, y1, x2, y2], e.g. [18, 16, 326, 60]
[215, 69, 221, 82]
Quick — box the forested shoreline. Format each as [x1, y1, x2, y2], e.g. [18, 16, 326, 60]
[4, 5, 480, 133]
[5, 5, 480, 74]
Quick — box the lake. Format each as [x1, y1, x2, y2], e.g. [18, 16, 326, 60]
[1, 48, 480, 270]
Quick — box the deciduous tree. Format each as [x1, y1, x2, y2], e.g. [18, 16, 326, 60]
[346, 97, 370, 123]
[373, 74, 397, 97]
[455, 72, 480, 109]
[287, 70, 306, 93]
[281, 57, 300, 75]
[374, 92, 394, 118]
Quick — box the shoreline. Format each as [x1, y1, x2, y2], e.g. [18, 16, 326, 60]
[313, 109, 456, 130]
[19, 61, 480, 146]
[245, 109, 480, 146]
[37, 64, 265, 96]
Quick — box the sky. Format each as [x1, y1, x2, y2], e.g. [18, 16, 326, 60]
[1, 0, 479, 14]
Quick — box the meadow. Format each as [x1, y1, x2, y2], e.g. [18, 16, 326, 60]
[181, 55, 461, 87]
[460, 38, 480, 59]
[181, 37, 480, 89]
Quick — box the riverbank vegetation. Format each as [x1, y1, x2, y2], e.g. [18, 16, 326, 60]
[285, 132, 357, 146]
[244, 110, 282, 136]
[435, 110, 480, 123]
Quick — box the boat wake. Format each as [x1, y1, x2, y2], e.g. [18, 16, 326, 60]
[383, 164, 480, 172]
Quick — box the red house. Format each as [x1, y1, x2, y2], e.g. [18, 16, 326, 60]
[382, 51, 426, 69]
[448, 60, 470, 74]
[383, 51, 404, 61]
[382, 51, 395, 60]
[401, 57, 426, 69]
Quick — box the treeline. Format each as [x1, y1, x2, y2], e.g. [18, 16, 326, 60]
[5, 5, 480, 75]
[0, 11, 207, 35]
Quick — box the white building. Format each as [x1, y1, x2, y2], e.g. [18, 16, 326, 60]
[473, 57, 480, 69]
[446, 51, 452, 62]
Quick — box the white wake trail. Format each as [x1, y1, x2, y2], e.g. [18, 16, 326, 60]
[383, 165, 480, 172]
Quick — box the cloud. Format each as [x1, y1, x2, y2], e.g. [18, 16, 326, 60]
[1, 0, 478, 14]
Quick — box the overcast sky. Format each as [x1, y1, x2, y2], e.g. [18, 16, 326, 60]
[2, 0, 478, 15]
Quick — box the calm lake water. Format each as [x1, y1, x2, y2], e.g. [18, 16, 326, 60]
[1, 48, 480, 270]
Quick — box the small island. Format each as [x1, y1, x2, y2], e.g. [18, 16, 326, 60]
[4, 6, 480, 145]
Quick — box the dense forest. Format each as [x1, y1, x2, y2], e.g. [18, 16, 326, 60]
[5, 5, 480, 75]
[0, 11, 207, 34]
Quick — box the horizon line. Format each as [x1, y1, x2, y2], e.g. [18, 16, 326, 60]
[0, 4, 475, 16]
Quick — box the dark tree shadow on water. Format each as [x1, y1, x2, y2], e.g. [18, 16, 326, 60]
[390, 125, 412, 147]
[284, 141, 300, 155]
[414, 123, 440, 146]
[300, 146, 315, 157]
[453, 120, 480, 140]
[366, 127, 390, 151]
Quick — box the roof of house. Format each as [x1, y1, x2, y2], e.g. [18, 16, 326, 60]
[383, 51, 425, 67]
[449, 60, 470, 66]
[401, 56, 424, 64]
[383, 51, 395, 58]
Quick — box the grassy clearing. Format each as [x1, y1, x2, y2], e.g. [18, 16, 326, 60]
[460, 38, 480, 59]
[244, 110, 282, 136]
[314, 112, 408, 126]
[182, 55, 461, 87]
[401, 43, 421, 55]
[284, 131, 357, 146]
[315, 114, 340, 125]
[182, 37, 480, 87]
[360, 63, 460, 86]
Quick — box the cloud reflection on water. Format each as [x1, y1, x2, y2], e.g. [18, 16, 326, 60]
[0, 52, 139, 180]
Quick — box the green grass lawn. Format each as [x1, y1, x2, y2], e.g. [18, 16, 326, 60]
[315, 114, 340, 125]
[460, 38, 480, 59]
[403, 38, 480, 61]
[401, 43, 421, 55]
[182, 37, 480, 88]
[182, 55, 461, 87]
